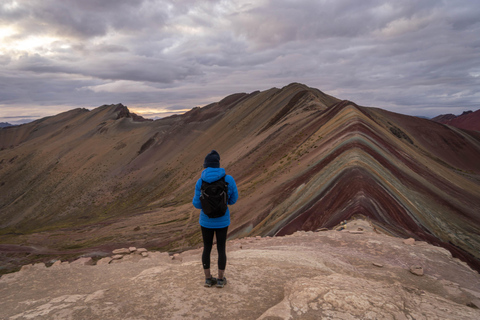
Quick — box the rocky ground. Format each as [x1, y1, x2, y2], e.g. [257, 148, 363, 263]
[1, 220, 479, 319]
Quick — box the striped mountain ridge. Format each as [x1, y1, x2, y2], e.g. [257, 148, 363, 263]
[225, 98, 480, 268]
[0, 83, 479, 274]
[249, 101, 480, 266]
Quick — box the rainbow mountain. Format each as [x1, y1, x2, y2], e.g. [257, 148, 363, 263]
[1, 83, 479, 273]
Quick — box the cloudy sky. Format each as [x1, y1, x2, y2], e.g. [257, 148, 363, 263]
[1, 0, 479, 124]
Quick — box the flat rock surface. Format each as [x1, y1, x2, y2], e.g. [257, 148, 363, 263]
[1, 224, 480, 319]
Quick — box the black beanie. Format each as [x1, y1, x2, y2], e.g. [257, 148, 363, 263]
[203, 150, 220, 168]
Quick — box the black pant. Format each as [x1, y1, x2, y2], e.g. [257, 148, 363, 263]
[201, 226, 228, 270]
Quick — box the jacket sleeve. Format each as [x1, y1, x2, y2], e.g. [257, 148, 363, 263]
[192, 179, 203, 209]
[226, 175, 238, 205]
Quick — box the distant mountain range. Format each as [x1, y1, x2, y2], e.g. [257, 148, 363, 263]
[1, 83, 479, 274]
[0, 122, 13, 128]
[432, 109, 480, 131]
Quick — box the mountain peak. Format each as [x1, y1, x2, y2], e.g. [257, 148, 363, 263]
[97, 103, 151, 122]
[0, 122, 13, 128]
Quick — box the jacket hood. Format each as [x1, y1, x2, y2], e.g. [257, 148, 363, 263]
[201, 167, 226, 183]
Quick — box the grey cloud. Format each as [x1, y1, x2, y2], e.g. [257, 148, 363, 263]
[227, 0, 440, 48]
[2, 2, 106, 39]
[86, 57, 201, 83]
[92, 44, 129, 53]
[1, 0, 480, 123]
[12, 54, 73, 74]
[2, 0, 167, 40]
[10, 52, 201, 84]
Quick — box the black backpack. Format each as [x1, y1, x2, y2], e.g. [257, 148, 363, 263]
[200, 176, 229, 218]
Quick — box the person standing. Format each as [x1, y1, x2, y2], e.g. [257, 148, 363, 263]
[193, 150, 238, 288]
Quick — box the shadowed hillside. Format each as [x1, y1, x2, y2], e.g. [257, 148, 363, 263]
[432, 109, 480, 132]
[1, 83, 479, 274]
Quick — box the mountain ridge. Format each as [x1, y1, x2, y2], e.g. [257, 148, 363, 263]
[432, 109, 480, 132]
[1, 83, 479, 275]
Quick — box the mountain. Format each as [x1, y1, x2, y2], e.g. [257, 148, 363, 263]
[432, 109, 480, 131]
[1, 222, 480, 319]
[0, 122, 13, 128]
[1, 83, 480, 275]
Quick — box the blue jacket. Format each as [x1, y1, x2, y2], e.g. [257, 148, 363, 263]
[193, 167, 238, 229]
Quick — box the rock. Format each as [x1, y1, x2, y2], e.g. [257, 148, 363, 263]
[467, 302, 479, 309]
[112, 248, 130, 254]
[19, 264, 32, 272]
[349, 230, 364, 234]
[70, 257, 93, 266]
[404, 286, 426, 296]
[141, 252, 149, 257]
[111, 254, 139, 264]
[32, 262, 46, 269]
[136, 248, 147, 253]
[410, 265, 424, 276]
[256, 236, 262, 240]
[51, 260, 62, 267]
[96, 257, 113, 265]
[85, 290, 107, 303]
[403, 238, 415, 245]
[121, 254, 134, 262]
[147, 251, 170, 262]
[372, 262, 384, 268]
[129, 247, 137, 252]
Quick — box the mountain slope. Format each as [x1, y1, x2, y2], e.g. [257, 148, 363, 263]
[432, 109, 480, 131]
[1, 83, 479, 274]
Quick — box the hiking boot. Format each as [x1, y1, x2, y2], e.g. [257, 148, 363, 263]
[216, 277, 227, 288]
[204, 277, 217, 287]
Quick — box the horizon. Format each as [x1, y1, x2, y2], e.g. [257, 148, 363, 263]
[2, 88, 479, 127]
[1, 1, 480, 125]
[2, 93, 480, 126]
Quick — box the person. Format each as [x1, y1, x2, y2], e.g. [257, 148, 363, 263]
[193, 150, 238, 288]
